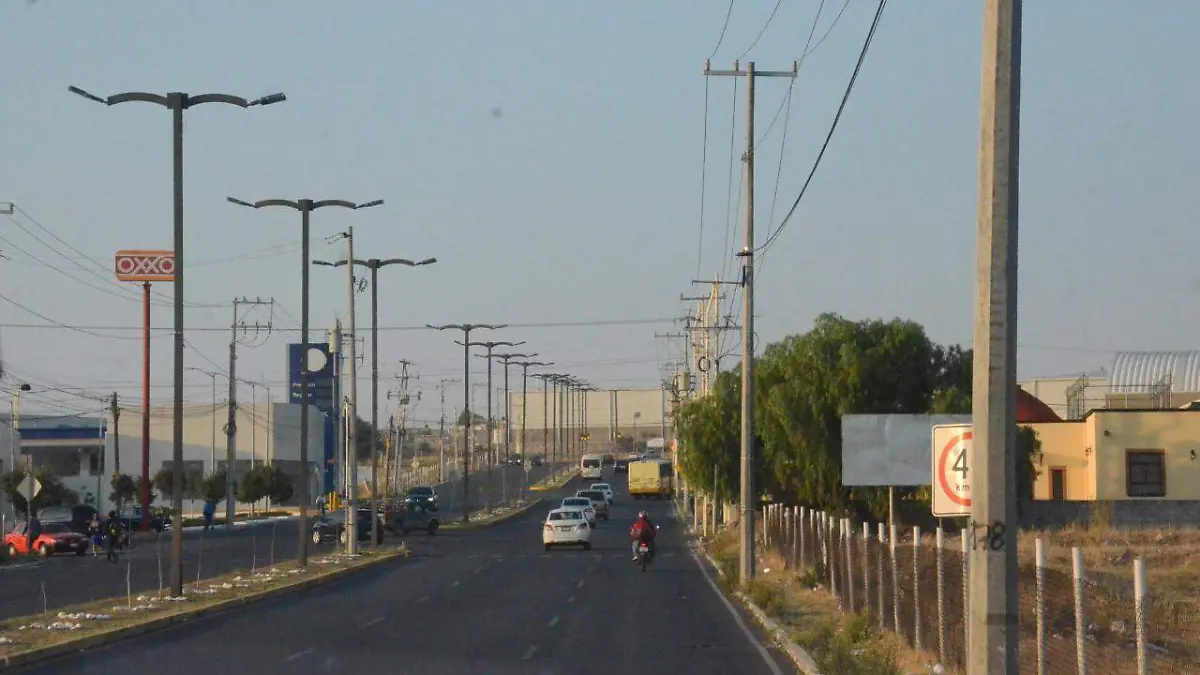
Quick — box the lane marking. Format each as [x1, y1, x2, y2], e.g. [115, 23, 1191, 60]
[451, 581, 460, 588]
[473, 565, 485, 574]
[521, 645, 539, 660]
[567, 595, 575, 603]
[414, 595, 430, 604]
[576, 579, 585, 589]
[547, 615, 561, 628]
[689, 547, 785, 675]
[361, 616, 385, 628]
[282, 647, 313, 662]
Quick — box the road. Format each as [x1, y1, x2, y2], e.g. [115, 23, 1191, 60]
[0, 462, 559, 622]
[19, 473, 794, 674]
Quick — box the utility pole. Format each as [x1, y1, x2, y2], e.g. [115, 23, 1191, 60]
[227, 195, 382, 570]
[969, 1, 1022, 673]
[110, 392, 121, 515]
[437, 377, 461, 482]
[392, 360, 416, 490]
[223, 296, 273, 528]
[493, 352, 534, 465]
[330, 321, 343, 499]
[314, 252, 435, 549]
[427, 324, 507, 523]
[705, 58, 797, 586]
[470, 340, 524, 473]
[515, 361, 550, 458]
[343, 228, 360, 554]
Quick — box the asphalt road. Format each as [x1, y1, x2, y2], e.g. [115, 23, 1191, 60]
[0, 462, 558, 622]
[17, 473, 795, 675]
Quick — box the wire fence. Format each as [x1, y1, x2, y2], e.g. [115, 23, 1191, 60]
[760, 504, 1199, 675]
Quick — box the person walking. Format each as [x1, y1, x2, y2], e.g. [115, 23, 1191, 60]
[102, 510, 121, 563]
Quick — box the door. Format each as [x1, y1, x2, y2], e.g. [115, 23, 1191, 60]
[1050, 468, 1066, 501]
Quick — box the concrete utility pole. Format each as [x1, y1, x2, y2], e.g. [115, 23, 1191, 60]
[109, 392, 121, 515]
[221, 297, 272, 528]
[470, 341, 524, 473]
[314, 254, 435, 548]
[515, 361, 550, 457]
[437, 377, 461, 482]
[969, 1, 1022, 673]
[427, 324, 506, 523]
[492, 352, 535, 465]
[705, 58, 797, 586]
[343, 228, 360, 554]
[72, 85, 286, 597]
[227, 195, 382, 569]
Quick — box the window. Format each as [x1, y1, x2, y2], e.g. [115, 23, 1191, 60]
[1126, 450, 1166, 498]
[1049, 468, 1066, 501]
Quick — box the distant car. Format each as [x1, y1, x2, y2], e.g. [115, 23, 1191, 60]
[589, 483, 615, 504]
[5, 521, 89, 557]
[543, 508, 592, 551]
[614, 459, 629, 474]
[119, 506, 171, 533]
[312, 509, 384, 546]
[560, 497, 596, 528]
[531, 455, 544, 467]
[388, 501, 440, 536]
[575, 490, 610, 521]
[602, 454, 615, 466]
[405, 486, 438, 509]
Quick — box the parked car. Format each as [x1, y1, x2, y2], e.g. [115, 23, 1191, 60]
[388, 501, 440, 536]
[119, 506, 172, 533]
[405, 486, 438, 510]
[311, 509, 384, 546]
[5, 521, 89, 557]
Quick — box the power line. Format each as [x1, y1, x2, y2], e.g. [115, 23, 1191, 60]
[736, 0, 784, 59]
[707, 0, 737, 61]
[0, 316, 678, 333]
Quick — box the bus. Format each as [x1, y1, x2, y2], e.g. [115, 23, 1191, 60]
[580, 453, 605, 480]
[628, 458, 674, 499]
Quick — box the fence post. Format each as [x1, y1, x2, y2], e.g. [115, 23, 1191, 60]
[826, 514, 836, 600]
[936, 526, 946, 667]
[1133, 557, 1147, 675]
[841, 517, 853, 611]
[791, 507, 799, 569]
[862, 522, 870, 618]
[890, 523, 900, 633]
[913, 525, 922, 650]
[1035, 537, 1047, 675]
[799, 507, 807, 569]
[961, 528, 969, 661]
[1072, 546, 1088, 675]
[877, 522, 886, 630]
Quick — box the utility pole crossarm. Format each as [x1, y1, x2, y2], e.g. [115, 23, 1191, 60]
[702, 60, 799, 78]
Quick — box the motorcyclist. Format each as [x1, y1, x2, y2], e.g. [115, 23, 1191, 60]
[629, 511, 657, 561]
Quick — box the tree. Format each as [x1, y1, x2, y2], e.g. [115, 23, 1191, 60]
[674, 370, 742, 503]
[237, 465, 270, 504]
[350, 416, 384, 462]
[265, 465, 294, 503]
[0, 467, 76, 514]
[201, 469, 228, 503]
[152, 466, 176, 501]
[109, 473, 138, 507]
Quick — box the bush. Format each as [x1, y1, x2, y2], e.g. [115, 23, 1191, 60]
[1, 467, 78, 514]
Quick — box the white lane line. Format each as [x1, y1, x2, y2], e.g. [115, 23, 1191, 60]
[547, 615, 561, 628]
[689, 548, 786, 675]
[473, 565, 485, 574]
[282, 647, 313, 662]
[451, 581, 461, 588]
[522, 645, 539, 660]
[467, 554, 480, 559]
[414, 595, 430, 604]
[567, 595, 575, 603]
[576, 579, 585, 589]
[361, 616, 386, 628]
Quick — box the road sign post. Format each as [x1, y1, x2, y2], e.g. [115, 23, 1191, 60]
[932, 424, 972, 517]
[18, 476, 42, 513]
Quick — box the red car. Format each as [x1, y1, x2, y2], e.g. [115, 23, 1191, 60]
[5, 521, 90, 557]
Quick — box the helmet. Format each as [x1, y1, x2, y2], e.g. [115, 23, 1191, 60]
[638, 511, 647, 519]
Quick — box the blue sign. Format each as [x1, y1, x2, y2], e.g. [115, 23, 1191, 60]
[287, 343, 335, 413]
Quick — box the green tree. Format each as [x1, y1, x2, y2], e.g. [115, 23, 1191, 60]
[201, 469, 228, 503]
[0, 467, 76, 514]
[351, 417, 384, 462]
[266, 465, 294, 503]
[109, 473, 137, 506]
[237, 465, 271, 504]
[674, 370, 742, 502]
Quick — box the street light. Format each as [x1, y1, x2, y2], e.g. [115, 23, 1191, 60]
[510, 359, 547, 460]
[184, 368, 221, 468]
[491, 352, 534, 467]
[426, 324, 506, 524]
[315, 255, 435, 547]
[71, 85, 285, 599]
[528, 371, 554, 463]
[469, 341, 524, 474]
[227, 196, 381, 567]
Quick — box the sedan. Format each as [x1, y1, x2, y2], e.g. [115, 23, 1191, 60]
[5, 522, 89, 557]
[575, 490, 610, 521]
[543, 508, 592, 551]
[589, 483, 615, 504]
[560, 497, 597, 528]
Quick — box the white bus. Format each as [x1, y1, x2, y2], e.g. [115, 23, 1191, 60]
[580, 453, 604, 480]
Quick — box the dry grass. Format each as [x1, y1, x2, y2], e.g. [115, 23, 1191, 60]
[0, 547, 406, 660]
[441, 499, 541, 530]
[529, 468, 577, 491]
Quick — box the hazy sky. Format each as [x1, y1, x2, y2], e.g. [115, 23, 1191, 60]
[0, 1, 1196, 421]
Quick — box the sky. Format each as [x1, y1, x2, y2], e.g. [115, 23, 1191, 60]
[0, 0, 1197, 422]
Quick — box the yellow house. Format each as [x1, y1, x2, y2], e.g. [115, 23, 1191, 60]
[1027, 409, 1200, 501]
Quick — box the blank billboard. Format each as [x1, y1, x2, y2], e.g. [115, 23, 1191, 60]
[841, 414, 971, 486]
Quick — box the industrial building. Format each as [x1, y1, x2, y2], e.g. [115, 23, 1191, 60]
[508, 387, 671, 454]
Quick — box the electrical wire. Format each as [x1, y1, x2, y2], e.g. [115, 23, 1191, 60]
[695, 76, 713, 278]
[0, 317, 680, 333]
[0, 292, 142, 340]
[707, 0, 737, 61]
[737, 0, 784, 60]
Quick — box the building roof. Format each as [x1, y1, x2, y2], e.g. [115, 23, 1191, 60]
[1109, 351, 1200, 393]
[1016, 388, 1061, 423]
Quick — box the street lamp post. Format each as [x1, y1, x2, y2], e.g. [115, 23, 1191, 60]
[315, 255, 435, 548]
[227, 196, 381, 567]
[71, 85, 285, 598]
[427, 324, 506, 523]
[492, 353, 535, 466]
[515, 361, 550, 459]
[468, 341, 524, 474]
[184, 368, 220, 468]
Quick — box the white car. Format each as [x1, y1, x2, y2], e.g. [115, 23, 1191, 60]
[543, 508, 592, 550]
[560, 497, 597, 528]
[589, 483, 615, 504]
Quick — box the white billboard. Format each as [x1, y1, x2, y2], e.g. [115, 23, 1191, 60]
[840, 414, 971, 486]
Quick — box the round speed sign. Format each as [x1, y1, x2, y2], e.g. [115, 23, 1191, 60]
[935, 428, 972, 511]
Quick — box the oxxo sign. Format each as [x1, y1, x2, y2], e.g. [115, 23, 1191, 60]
[931, 423, 972, 517]
[115, 250, 176, 282]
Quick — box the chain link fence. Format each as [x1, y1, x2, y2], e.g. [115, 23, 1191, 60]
[760, 504, 1198, 674]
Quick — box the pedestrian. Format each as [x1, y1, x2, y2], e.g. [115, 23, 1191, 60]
[89, 513, 103, 557]
[25, 512, 41, 555]
[102, 510, 121, 563]
[202, 499, 216, 531]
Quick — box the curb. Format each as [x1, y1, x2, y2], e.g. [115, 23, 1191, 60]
[0, 550, 406, 672]
[529, 471, 578, 492]
[441, 498, 545, 531]
[693, 538, 821, 675]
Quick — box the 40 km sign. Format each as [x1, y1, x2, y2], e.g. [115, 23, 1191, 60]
[932, 423, 972, 517]
[115, 250, 176, 282]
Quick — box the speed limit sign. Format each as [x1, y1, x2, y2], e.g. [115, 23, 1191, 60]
[932, 424, 972, 517]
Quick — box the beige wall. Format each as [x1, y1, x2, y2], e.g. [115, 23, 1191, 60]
[1027, 421, 1093, 500]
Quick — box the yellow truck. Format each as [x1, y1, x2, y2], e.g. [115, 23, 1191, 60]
[628, 459, 674, 500]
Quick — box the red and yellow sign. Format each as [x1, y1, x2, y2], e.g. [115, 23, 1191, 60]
[115, 250, 176, 282]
